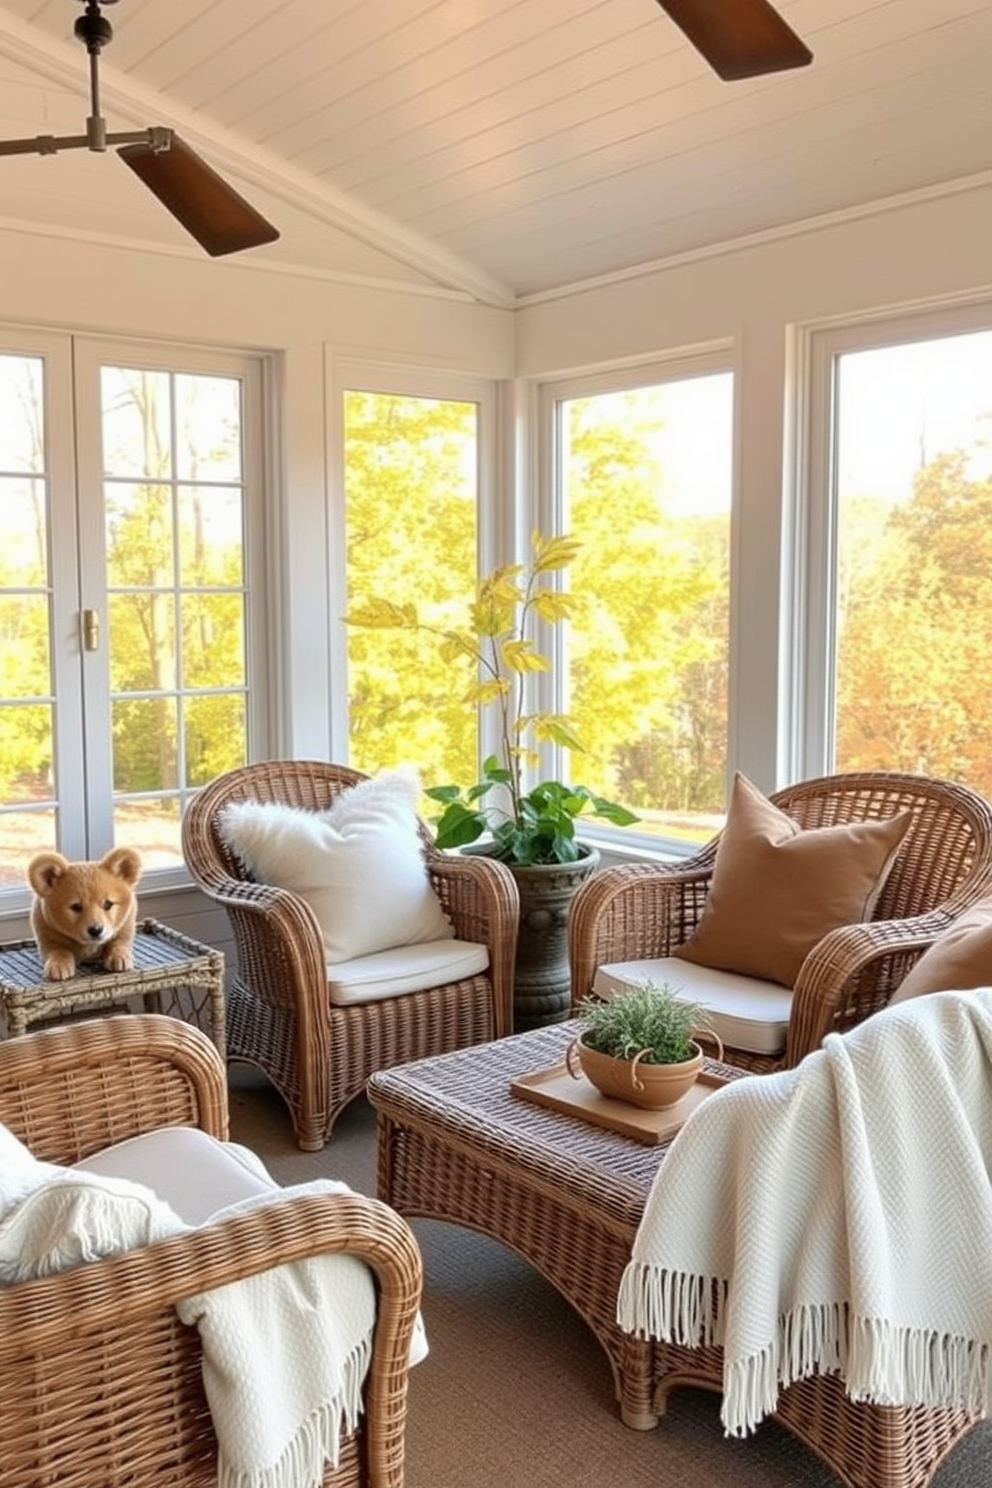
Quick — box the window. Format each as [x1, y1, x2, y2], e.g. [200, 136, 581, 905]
[804, 311, 992, 791]
[0, 334, 268, 894]
[541, 364, 734, 847]
[341, 378, 492, 790]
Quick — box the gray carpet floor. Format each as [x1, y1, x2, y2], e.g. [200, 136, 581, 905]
[228, 1063, 992, 1488]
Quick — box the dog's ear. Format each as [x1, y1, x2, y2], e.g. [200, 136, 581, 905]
[99, 847, 143, 887]
[27, 851, 70, 897]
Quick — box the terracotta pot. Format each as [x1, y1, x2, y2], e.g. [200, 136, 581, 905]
[566, 1029, 722, 1110]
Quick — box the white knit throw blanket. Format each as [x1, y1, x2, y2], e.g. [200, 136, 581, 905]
[175, 1179, 379, 1488]
[617, 988, 992, 1437]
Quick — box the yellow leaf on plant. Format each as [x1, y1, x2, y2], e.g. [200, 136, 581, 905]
[532, 532, 582, 573]
[466, 678, 511, 704]
[502, 639, 549, 673]
[531, 589, 579, 623]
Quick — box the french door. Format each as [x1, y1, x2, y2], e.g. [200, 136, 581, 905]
[0, 330, 269, 897]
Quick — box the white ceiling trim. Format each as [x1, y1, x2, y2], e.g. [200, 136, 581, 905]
[515, 166, 992, 309]
[0, 8, 516, 308]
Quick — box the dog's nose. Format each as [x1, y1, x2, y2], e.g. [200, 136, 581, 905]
[86, 925, 104, 940]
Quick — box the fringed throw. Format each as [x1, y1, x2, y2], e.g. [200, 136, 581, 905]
[617, 989, 992, 1435]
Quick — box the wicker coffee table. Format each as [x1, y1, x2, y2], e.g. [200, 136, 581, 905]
[368, 1022, 979, 1488]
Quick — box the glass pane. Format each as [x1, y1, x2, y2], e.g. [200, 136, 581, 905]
[561, 377, 733, 845]
[0, 478, 48, 586]
[101, 367, 172, 479]
[108, 592, 178, 692]
[0, 596, 51, 698]
[185, 694, 246, 786]
[105, 483, 174, 586]
[113, 796, 183, 870]
[101, 362, 251, 856]
[182, 594, 244, 688]
[0, 703, 53, 804]
[0, 355, 44, 472]
[175, 375, 242, 481]
[344, 392, 479, 788]
[0, 809, 58, 887]
[112, 697, 179, 792]
[833, 330, 992, 793]
[177, 484, 244, 585]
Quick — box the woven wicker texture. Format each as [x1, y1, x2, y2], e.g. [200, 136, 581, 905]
[569, 770, 992, 1072]
[0, 918, 225, 1050]
[369, 1021, 981, 1488]
[182, 759, 519, 1149]
[0, 1013, 423, 1488]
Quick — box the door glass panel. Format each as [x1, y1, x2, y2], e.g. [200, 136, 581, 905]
[101, 366, 248, 861]
[0, 354, 57, 882]
[832, 329, 992, 791]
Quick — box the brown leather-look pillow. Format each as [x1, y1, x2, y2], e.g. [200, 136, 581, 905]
[674, 772, 912, 988]
[891, 899, 992, 1003]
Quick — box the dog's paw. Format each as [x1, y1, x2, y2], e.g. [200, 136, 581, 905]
[104, 949, 133, 973]
[43, 953, 75, 981]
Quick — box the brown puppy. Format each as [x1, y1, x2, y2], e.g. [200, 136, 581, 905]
[27, 848, 142, 981]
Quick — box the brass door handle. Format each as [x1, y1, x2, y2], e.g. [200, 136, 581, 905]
[82, 609, 100, 652]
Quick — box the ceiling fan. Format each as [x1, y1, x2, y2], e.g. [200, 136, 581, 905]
[656, 0, 813, 82]
[0, 0, 279, 258]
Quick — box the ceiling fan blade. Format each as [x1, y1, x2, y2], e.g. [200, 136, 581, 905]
[656, 0, 813, 81]
[117, 135, 279, 257]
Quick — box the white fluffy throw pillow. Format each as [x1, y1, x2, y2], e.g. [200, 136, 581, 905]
[218, 767, 455, 963]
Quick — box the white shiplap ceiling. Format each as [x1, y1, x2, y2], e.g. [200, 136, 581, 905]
[0, 0, 988, 308]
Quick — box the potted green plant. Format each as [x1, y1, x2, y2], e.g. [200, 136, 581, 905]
[346, 531, 639, 1029]
[568, 982, 722, 1109]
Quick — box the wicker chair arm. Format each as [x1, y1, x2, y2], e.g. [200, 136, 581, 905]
[0, 1191, 423, 1488]
[568, 858, 714, 1006]
[0, 1014, 229, 1159]
[425, 850, 519, 1038]
[786, 909, 960, 1065]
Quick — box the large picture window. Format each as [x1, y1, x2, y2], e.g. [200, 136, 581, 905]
[342, 384, 487, 790]
[542, 365, 734, 847]
[805, 312, 992, 792]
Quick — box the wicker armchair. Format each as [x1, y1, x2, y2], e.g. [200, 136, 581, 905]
[182, 759, 519, 1150]
[0, 1013, 423, 1488]
[570, 770, 992, 1072]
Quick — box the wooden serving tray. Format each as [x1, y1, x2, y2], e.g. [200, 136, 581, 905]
[510, 1061, 732, 1144]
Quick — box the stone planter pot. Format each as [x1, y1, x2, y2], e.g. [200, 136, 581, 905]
[465, 843, 600, 1032]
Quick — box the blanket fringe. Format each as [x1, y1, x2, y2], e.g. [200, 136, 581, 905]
[619, 1271, 992, 1439]
[218, 1335, 371, 1488]
[616, 1263, 726, 1348]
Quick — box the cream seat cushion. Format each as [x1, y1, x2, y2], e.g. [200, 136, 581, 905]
[328, 938, 489, 1006]
[593, 956, 792, 1058]
[674, 772, 911, 989]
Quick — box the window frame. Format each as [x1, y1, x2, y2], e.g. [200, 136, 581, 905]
[797, 298, 992, 780]
[535, 347, 737, 857]
[328, 357, 500, 767]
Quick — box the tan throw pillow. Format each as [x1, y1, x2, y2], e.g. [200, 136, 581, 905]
[891, 899, 992, 1004]
[674, 772, 911, 988]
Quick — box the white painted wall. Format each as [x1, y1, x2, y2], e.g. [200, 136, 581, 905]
[515, 180, 992, 792]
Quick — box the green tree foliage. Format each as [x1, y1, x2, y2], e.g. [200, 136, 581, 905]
[344, 392, 479, 786]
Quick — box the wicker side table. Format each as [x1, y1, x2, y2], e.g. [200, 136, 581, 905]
[0, 917, 226, 1056]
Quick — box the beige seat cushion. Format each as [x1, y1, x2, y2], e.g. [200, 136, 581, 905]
[891, 899, 992, 1004]
[327, 938, 490, 1006]
[593, 955, 792, 1058]
[674, 772, 911, 988]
